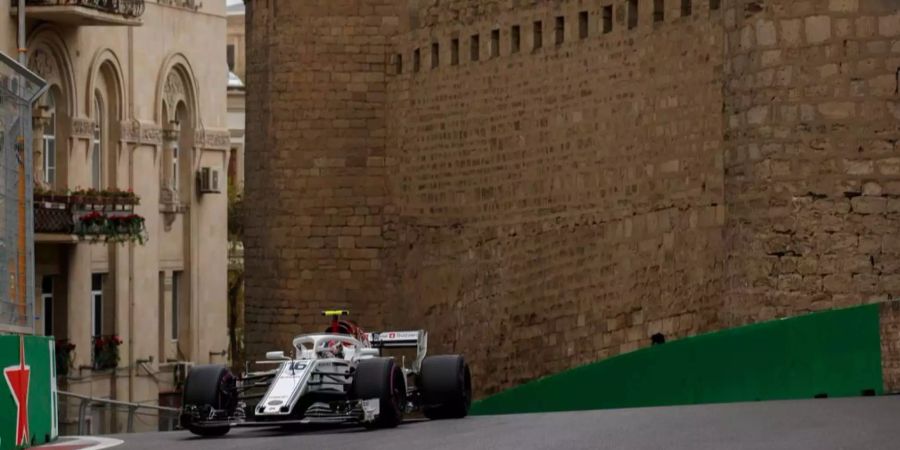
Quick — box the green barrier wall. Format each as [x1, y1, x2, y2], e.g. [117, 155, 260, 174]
[471, 304, 883, 415]
[0, 335, 57, 450]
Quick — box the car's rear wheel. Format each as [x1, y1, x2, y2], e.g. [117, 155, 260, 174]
[353, 357, 405, 429]
[181, 364, 235, 437]
[420, 355, 471, 420]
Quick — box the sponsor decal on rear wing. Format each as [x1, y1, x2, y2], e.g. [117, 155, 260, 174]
[365, 330, 424, 348]
[366, 330, 429, 372]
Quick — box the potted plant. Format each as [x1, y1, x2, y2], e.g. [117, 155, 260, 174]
[54, 340, 76, 377]
[92, 335, 123, 371]
[76, 211, 106, 239]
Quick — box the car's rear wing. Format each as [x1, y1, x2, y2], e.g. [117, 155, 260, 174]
[365, 330, 428, 372]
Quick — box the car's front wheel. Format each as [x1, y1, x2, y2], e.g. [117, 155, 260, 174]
[353, 357, 406, 429]
[180, 364, 235, 437]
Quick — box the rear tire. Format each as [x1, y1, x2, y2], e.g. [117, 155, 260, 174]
[353, 357, 405, 429]
[420, 355, 471, 420]
[181, 365, 235, 437]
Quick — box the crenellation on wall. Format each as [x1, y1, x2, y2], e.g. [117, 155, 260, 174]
[380, 0, 727, 394]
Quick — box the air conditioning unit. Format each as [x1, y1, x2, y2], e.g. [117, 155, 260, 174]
[198, 167, 220, 194]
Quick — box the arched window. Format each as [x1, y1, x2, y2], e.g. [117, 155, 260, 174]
[92, 92, 103, 190]
[42, 92, 56, 188]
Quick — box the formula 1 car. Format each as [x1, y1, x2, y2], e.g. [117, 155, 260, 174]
[179, 310, 472, 436]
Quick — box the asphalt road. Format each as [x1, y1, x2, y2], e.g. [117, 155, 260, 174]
[111, 396, 900, 450]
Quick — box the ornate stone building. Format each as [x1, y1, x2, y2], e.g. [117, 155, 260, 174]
[245, 0, 900, 397]
[2, 0, 229, 433]
[226, 0, 245, 190]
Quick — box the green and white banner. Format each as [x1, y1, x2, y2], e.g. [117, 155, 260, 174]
[0, 335, 57, 450]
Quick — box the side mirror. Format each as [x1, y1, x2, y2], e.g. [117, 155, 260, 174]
[266, 351, 289, 360]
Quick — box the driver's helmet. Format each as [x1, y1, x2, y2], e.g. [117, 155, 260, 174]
[325, 320, 356, 336]
[323, 320, 358, 354]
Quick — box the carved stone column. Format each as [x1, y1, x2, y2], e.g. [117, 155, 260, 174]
[32, 105, 51, 189]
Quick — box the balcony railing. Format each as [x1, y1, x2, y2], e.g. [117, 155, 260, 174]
[14, 0, 145, 26]
[34, 189, 148, 244]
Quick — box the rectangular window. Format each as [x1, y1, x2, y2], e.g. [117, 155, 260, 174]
[628, 0, 639, 29]
[654, 0, 665, 23]
[92, 95, 102, 190]
[710, 0, 720, 11]
[395, 54, 403, 74]
[91, 131, 101, 189]
[91, 273, 103, 338]
[431, 42, 439, 68]
[172, 271, 181, 340]
[470, 34, 480, 61]
[533, 20, 543, 50]
[226, 44, 235, 71]
[43, 129, 56, 187]
[555, 16, 565, 45]
[511, 25, 521, 53]
[491, 29, 500, 57]
[451, 38, 460, 65]
[413, 48, 420, 73]
[603, 5, 613, 33]
[172, 147, 179, 191]
[42, 276, 53, 337]
[579, 11, 589, 39]
[681, 0, 692, 16]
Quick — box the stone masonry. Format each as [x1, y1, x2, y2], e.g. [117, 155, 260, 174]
[723, 0, 900, 325]
[245, 0, 900, 397]
[880, 301, 900, 393]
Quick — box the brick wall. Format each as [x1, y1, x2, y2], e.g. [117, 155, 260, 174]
[722, 0, 900, 325]
[880, 301, 900, 393]
[245, 0, 900, 397]
[243, 0, 402, 353]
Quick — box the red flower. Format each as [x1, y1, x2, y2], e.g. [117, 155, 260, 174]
[80, 211, 106, 226]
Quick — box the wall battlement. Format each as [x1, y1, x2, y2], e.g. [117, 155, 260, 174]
[245, 0, 900, 396]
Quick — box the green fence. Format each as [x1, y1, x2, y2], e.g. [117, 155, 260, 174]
[0, 335, 57, 450]
[471, 304, 883, 415]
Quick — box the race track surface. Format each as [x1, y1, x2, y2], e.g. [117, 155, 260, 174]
[111, 396, 900, 450]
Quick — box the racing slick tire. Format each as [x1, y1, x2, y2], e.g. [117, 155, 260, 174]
[181, 364, 236, 437]
[420, 355, 472, 420]
[353, 357, 406, 429]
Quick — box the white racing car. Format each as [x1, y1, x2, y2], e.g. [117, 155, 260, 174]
[179, 310, 472, 436]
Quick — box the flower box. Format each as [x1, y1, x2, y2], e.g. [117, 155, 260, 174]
[92, 335, 123, 371]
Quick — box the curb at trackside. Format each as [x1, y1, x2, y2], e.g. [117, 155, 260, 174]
[36, 436, 124, 449]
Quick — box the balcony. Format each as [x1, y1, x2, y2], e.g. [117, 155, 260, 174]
[11, 0, 144, 27]
[34, 189, 147, 244]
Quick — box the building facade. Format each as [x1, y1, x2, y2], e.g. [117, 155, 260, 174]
[1, 0, 229, 434]
[226, 0, 245, 191]
[244, 0, 900, 397]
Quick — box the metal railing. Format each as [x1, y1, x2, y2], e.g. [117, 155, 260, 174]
[59, 390, 180, 435]
[25, 0, 145, 18]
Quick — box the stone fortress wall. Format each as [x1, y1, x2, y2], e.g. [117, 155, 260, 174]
[244, 0, 900, 396]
